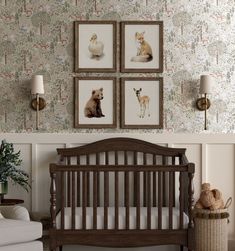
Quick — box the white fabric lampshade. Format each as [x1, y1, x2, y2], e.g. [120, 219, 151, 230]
[199, 75, 213, 94]
[31, 75, 44, 94]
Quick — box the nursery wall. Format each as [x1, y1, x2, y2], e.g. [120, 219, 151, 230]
[1, 1, 235, 251]
[0, 0, 235, 133]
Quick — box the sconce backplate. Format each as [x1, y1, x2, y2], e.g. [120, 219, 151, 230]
[196, 97, 211, 111]
[31, 97, 46, 111]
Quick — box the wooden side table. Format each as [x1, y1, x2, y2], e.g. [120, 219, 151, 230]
[0, 199, 24, 206]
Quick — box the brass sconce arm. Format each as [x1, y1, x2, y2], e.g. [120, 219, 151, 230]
[196, 93, 210, 130]
[31, 94, 46, 130]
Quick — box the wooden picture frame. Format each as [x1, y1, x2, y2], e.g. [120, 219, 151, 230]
[121, 21, 163, 73]
[74, 77, 117, 128]
[121, 77, 163, 129]
[74, 21, 117, 72]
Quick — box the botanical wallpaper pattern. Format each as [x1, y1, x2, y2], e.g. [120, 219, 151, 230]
[0, 0, 234, 133]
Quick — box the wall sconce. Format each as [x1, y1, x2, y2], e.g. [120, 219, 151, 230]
[196, 75, 213, 130]
[31, 75, 46, 130]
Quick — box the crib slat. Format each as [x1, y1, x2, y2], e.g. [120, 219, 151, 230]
[147, 171, 151, 230]
[82, 171, 87, 230]
[134, 151, 137, 206]
[72, 171, 76, 229]
[124, 151, 128, 165]
[143, 153, 147, 207]
[86, 155, 90, 207]
[93, 171, 97, 229]
[115, 151, 118, 165]
[169, 171, 173, 229]
[104, 152, 109, 230]
[67, 157, 71, 207]
[172, 156, 176, 207]
[158, 171, 162, 229]
[162, 156, 167, 207]
[115, 171, 119, 229]
[61, 171, 65, 230]
[115, 152, 119, 229]
[153, 155, 157, 207]
[136, 171, 140, 229]
[179, 172, 184, 229]
[77, 156, 80, 207]
[124, 151, 128, 202]
[125, 171, 130, 229]
[96, 153, 100, 207]
[124, 151, 129, 229]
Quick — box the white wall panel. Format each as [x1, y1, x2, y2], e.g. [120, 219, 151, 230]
[35, 143, 65, 212]
[207, 144, 235, 239]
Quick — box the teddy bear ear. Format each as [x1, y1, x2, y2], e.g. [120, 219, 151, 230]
[202, 183, 210, 190]
[100, 88, 103, 91]
[92, 90, 95, 94]
[212, 189, 222, 200]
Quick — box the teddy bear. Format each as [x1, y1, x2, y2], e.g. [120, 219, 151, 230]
[195, 183, 224, 210]
[84, 88, 105, 118]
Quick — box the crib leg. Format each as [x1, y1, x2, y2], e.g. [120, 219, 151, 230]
[49, 240, 58, 251]
[180, 245, 184, 251]
[50, 242, 56, 251]
[59, 246, 63, 251]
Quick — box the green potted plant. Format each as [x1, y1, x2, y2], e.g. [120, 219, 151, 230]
[0, 140, 30, 195]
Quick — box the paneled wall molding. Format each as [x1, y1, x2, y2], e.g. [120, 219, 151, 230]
[1, 133, 234, 244]
[2, 133, 235, 143]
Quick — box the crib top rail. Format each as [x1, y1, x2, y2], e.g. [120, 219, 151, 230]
[50, 164, 194, 173]
[56, 137, 186, 158]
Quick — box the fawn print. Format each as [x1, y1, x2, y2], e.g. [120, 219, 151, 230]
[133, 88, 150, 118]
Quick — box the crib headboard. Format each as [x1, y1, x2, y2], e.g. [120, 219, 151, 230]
[53, 137, 190, 210]
[57, 137, 186, 158]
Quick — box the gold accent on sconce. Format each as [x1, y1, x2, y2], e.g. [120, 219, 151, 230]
[196, 96, 211, 111]
[196, 94, 210, 130]
[31, 97, 46, 111]
[30, 94, 46, 130]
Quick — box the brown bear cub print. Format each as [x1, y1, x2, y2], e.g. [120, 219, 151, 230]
[84, 88, 105, 118]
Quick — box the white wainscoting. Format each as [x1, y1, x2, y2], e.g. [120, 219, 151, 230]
[1, 133, 235, 250]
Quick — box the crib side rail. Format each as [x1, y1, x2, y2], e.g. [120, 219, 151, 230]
[50, 163, 194, 231]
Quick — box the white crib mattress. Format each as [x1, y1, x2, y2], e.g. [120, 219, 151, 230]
[56, 207, 189, 230]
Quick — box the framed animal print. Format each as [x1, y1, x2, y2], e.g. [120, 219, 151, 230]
[121, 77, 163, 129]
[74, 77, 117, 128]
[74, 21, 117, 72]
[121, 21, 163, 73]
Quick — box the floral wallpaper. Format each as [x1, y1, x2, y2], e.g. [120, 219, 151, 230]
[0, 0, 235, 133]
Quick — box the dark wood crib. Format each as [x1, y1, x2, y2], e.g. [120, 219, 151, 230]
[49, 137, 195, 251]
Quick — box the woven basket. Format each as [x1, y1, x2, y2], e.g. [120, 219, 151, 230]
[194, 198, 231, 251]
